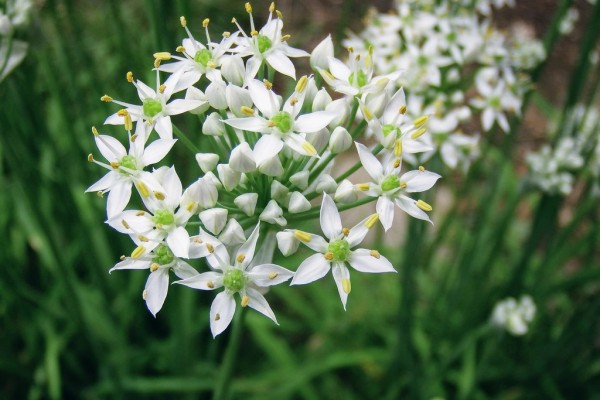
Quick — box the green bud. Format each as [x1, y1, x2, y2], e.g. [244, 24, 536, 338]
[328, 239, 350, 262]
[349, 70, 368, 88]
[143, 99, 163, 117]
[152, 244, 174, 265]
[120, 155, 137, 172]
[194, 49, 213, 67]
[271, 111, 293, 134]
[381, 174, 401, 192]
[382, 124, 397, 137]
[223, 268, 246, 293]
[257, 35, 272, 53]
[153, 209, 175, 226]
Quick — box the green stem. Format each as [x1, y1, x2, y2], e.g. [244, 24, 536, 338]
[173, 124, 201, 154]
[284, 196, 376, 222]
[212, 307, 245, 400]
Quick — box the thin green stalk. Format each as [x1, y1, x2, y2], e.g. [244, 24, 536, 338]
[173, 124, 201, 154]
[284, 196, 376, 222]
[212, 307, 245, 400]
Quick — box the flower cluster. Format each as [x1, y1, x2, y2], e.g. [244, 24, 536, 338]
[490, 295, 536, 336]
[344, 0, 546, 172]
[87, 3, 441, 337]
[0, 0, 32, 81]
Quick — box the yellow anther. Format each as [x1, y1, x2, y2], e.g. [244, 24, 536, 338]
[223, 31, 231, 38]
[236, 254, 246, 264]
[110, 161, 120, 169]
[120, 255, 126, 260]
[153, 52, 171, 61]
[245, 2, 252, 13]
[361, 105, 374, 121]
[117, 109, 129, 117]
[207, 281, 214, 289]
[355, 54, 361, 61]
[399, 105, 407, 114]
[87, 154, 94, 162]
[411, 128, 427, 139]
[295, 75, 308, 93]
[206, 243, 215, 253]
[91, 126, 99, 136]
[142, 289, 148, 300]
[241, 295, 250, 307]
[207, 61, 217, 69]
[240, 106, 255, 116]
[370, 250, 381, 259]
[267, 121, 276, 128]
[263, 79, 273, 90]
[356, 183, 370, 191]
[202, 18, 210, 27]
[176, 45, 185, 53]
[365, 53, 372, 69]
[368, 44, 374, 55]
[130, 133, 138, 142]
[136, 182, 150, 198]
[321, 70, 335, 81]
[150, 263, 159, 272]
[394, 140, 403, 156]
[418, 165, 425, 172]
[276, 10, 283, 19]
[121, 219, 130, 229]
[364, 213, 379, 229]
[186, 202, 197, 212]
[342, 278, 351, 294]
[294, 230, 312, 242]
[342, 227, 350, 236]
[324, 252, 334, 260]
[231, 17, 237, 24]
[193, 237, 203, 243]
[154, 191, 166, 200]
[250, 30, 258, 37]
[96, 191, 104, 198]
[416, 199, 433, 212]
[180, 16, 187, 27]
[269, 2, 275, 12]
[301, 142, 317, 156]
[101, 95, 113, 102]
[413, 115, 429, 127]
[131, 245, 145, 259]
[281, 34, 291, 41]
[136, 211, 145, 216]
[215, 313, 220, 321]
[155, 223, 163, 229]
[158, 84, 166, 94]
[393, 158, 401, 168]
[138, 235, 149, 242]
[400, 181, 407, 189]
[347, 46, 354, 53]
[268, 272, 278, 280]
[126, 71, 133, 82]
[124, 114, 133, 131]
[153, 59, 161, 69]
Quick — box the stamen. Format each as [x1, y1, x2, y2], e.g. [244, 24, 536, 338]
[142, 289, 148, 300]
[342, 227, 350, 236]
[126, 71, 133, 82]
[96, 191, 103, 198]
[215, 313, 220, 321]
[202, 18, 210, 27]
[418, 165, 425, 172]
[342, 278, 351, 294]
[364, 213, 379, 229]
[124, 114, 133, 131]
[150, 263, 159, 272]
[241, 295, 250, 307]
[158, 84, 166, 94]
[281, 34, 291, 41]
[176, 45, 185, 53]
[240, 106, 255, 116]
[87, 154, 94, 162]
[245, 2, 252, 13]
[186, 202, 197, 212]
[400, 181, 407, 189]
[91, 126, 99, 136]
[206, 244, 215, 253]
[369, 250, 381, 259]
[136, 211, 145, 216]
[138, 235, 149, 242]
[236, 254, 246, 264]
[101, 95, 113, 102]
[295, 75, 308, 92]
[207, 281, 214, 289]
[110, 162, 120, 169]
[356, 183, 370, 191]
[413, 115, 428, 127]
[153, 52, 171, 61]
[136, 182, 151, 198]
[293, 230, 312, 242]
[180, 16, 187, 27]
[154, 191, 166, 200]
[399, 105, 407, 114]
[276, 10, 283, 19]
[393, 158, 401, 168]
[324, 252, 334, 260]
[263, 79, 273, 90]
[394, 140, 403, 156]
[121, 219, 130, 229]
[416, 199, 432, 212]
[153, 59, 161, 69]
[411, 128, 427, 139]
[301, 142, 317, 156]
[361, 104, 374, 121]
[131, 245, 145, 259]
[268, 272, 278, 280]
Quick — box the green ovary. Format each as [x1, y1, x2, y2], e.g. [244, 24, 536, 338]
[194, 49, 212, 67]
[328, 239, 350, 262]
[143, 99, 163, 117]
[382, 124, 398, 137]
[271, 111, 293, 133]
[120, 155, 137, 172]
[381, 174, 401, 192]
[349, 70, 368, 87]
[153, 244, 174, 265]
[153, 209, 175, 226]
[257, 35, 272, 53]
[223, 268, 246, 293]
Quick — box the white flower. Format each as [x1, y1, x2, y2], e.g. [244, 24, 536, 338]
[355, 142, 441, 229]
[176, 224, 294, 337]
[289, 194, 396, 309]
[491, 295, 536, 336]
[110, 243, 199, 316]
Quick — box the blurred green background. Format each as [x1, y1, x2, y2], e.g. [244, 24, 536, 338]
[1, 0, 599, 399]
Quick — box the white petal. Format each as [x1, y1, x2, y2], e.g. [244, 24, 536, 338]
[244, 56, 263, 86]
[235, 224, 261, 269]
[346, 216, 371, 248]
[161, 167, 183, 209]
[395, 195, 432, 224]
[355, 142, 384, 181]
[224, 117, 269, 133]
[376, 196, 395, 232]
[145, 269, 170, 317]
[154, 116, 173, 140]
[95, 135, 126, 161]
[110, 259, 149, 273]
[331, 262, 350, 310]
[175, 271, 223, 290]
[166, 99, 206, 115]
[106, 182, 132, 218]
[245, 287, 278, 324]
[328, 57, 351, 81]
[294, 111, 336, 133]
[320, 194, 342, 240]
[247, 264, 294, 286]
[400, 170, 441, 193]
[87, 171, 119, 193]
[248, 79, 280, 117]
[172, 261, 199, 279]
[142, 139, 177, 166]
[266, 51, 296, 80]
[210, 291, 236, 337]
[167, 226, 190, 258]
[348, 249, 396, 273]
[290, 253, 331, 285]
[253, 134, 284, 166]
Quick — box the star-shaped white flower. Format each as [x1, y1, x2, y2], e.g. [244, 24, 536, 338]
[110, 243, 199, 317]
[288, 194, 396, 309]
[176, 224, 294, 337]
[355, 142, 441, 230]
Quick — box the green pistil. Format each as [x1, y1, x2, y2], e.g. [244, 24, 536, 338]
[271, 111, 293, 133]
[382, 124, 397, 137]
[194, 49, 212, 67]
[257, 35, 272, 53]
[120, 155, 137, 172]
[349, 70, 368, 87]
[489, 96, 501, 108]
[143, 99, 163, 117]
[328, 239, 350, 262]
[417, 55, 428, 67]
[223, 268, 246, 293]
[381, 174, 401, 192]
[153, 209, 175, 226]
[152, 244, 174, 265]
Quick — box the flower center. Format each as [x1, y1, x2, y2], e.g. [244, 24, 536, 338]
[257, 35, 272, 53]
[152, 244, 174, 265]
[119, 155, 137, 173]
[143, 99, 163, 118]
[489, 96, 501, 108]
[271, 111, 293, 134]
[194, 49, 213, 67]
[381, 174, 401, 192]
[223, 268, 246, 293]
[349, 70, 367, 87]
[328, 239, 350, 262]
[153, 209, 175, 226]
[382, 124, 398, 137]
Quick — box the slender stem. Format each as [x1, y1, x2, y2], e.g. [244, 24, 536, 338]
[173, 124, 201, 154]
[212, 307, 245, 400]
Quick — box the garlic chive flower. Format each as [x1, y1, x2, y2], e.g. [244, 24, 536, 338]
[176, 224, 294, 337]
[288, 194, 396, 309]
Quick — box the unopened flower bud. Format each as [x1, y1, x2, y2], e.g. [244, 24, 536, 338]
[271, 180, 290, 203]
[290, 171, 309, 190]
[334, 179, 358, 203]
[221, 55, 245, 86]
[217, 163, 241, 191]
[229, 142, 256, 172]
[196, 153, 219, 173]
[199, 208, 228, 235]
[365, 90, 389, 117]
[206, 81, 228, 109]
[185, 86, 209, 115]
[288, 192, 311, 213]
[234, 193, 258, 216]
[276, 230, 300, 256]
[258, 155, 284, 177]
[203, 171, 222, 188]
[315, 174, 337, 194]
[306, 127, 330, 154]
[326, 98, 350, 129]
[186, 175, 219, 208]
[218, 218, 246, 245]
[226, 84, 253, 117]
[312, 88, 332, 112]
[329, 126, 352, 154]
[311, 35, 334, 70]
[259, 200, 287, 226]
[203, 112, 226, 136]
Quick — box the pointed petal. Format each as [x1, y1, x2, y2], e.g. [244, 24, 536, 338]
[328, 57, 351, 81]
[166, 99, 206, 115]
[142, 139, 177, 166]
[395, 195, 433, 224]
[266, 51, 296, 80]
[95, 134, 127, 161]
[331, 262, 350, 310]
[154, 116, 173, 140]
[294, 111, 336, 133]
[320, 194, 342, 240]
[355, 142, 384, 181]
[110, 259, 150, 272]
[349, 249, 396, 273]
[247, 264, 294, 286]
[107, 181, 132, 218]
[376, 196, 395, 231]
[290, 253, 331, 285]
[400, 170, 441, 193]
[145, 269, 170, 317]
[175, 271, 223, 290]
[225, 116, 270, 133]
[86, 171, 119, 192]
[210, 291, 236, 337]
[253, 134, 283, 165]
[246, 287, 278, 324]
[248, 79, 281, 117]
[167, 226, 190, 258]
[235, 224, 261, 269]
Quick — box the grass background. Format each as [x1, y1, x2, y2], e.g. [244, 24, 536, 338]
[1, 0, 599, 398]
